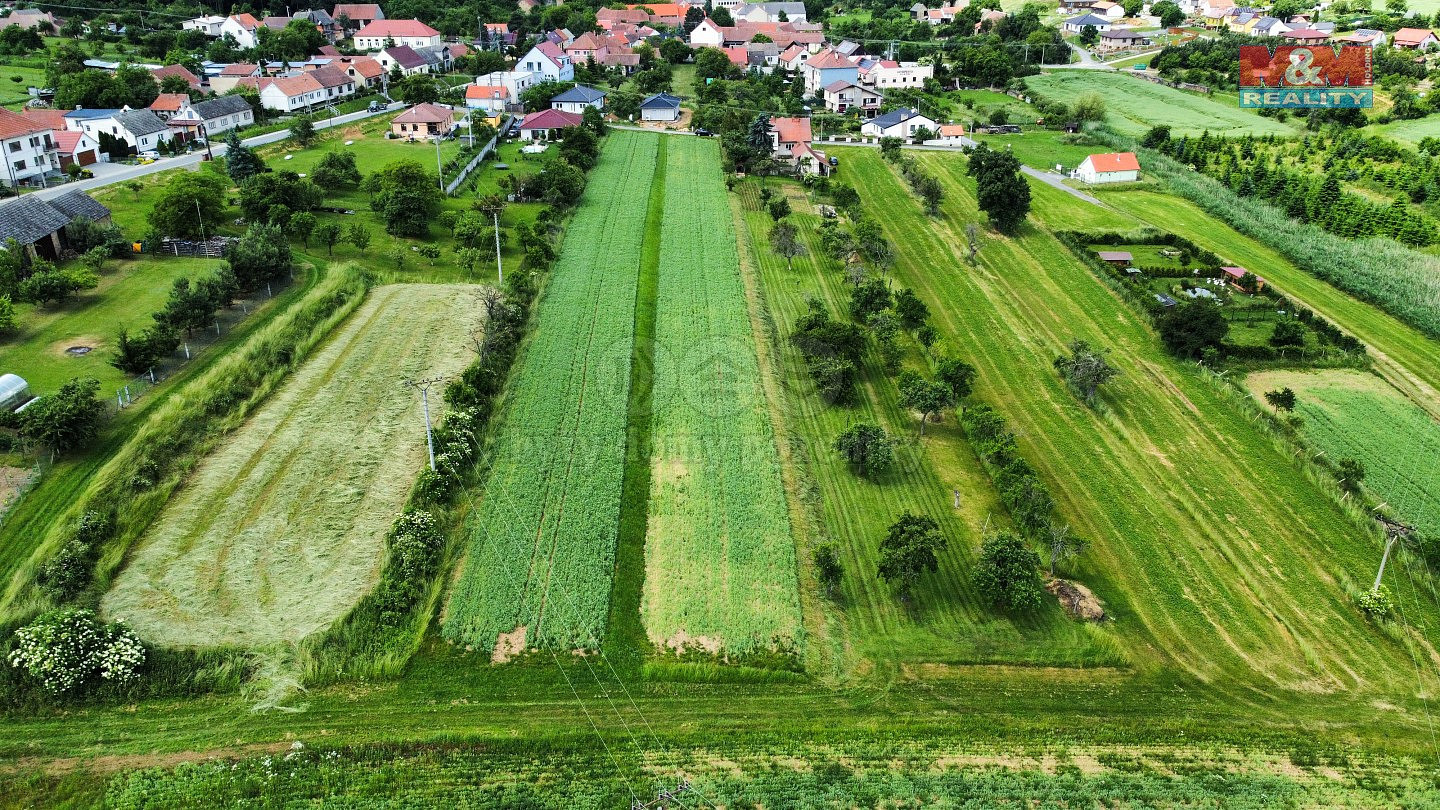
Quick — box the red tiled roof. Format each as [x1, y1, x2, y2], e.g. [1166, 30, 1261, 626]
[355, 19, 440, 38]
[448, 42, 472, 57]
[625, 2, 690, 17]
[466, 85, 508, 100]
[221, 63, 260, 76]
[345, 56, 384, 78]
[318, 45, 342, 56]
[149, 93, 190, 112]
[19, 108, 66, 131]
[939, 124, 965, 136]
[518, 108, 584, 130]
[770, 115, 811, 144]
[0, 107, 47, 139]
[567, 32, 602, 50]
[723, 46, 748, 66]
[53, 130, 89, 153]
[485, 22, 510, 32]
[805, 49, 856, 70]
[1281, 27, 1328, 38]
[333, 4, 382, 20]
[1084, 152, 1139, 172]
[393, 102, 455, 124]
[230, 13, 260, 29]
[1393, 27, 1435, 44]
[152, 64, 201, 90]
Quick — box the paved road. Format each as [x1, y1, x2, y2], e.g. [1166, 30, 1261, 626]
[1019, 164, 1103, 205]
[26, 102, 402, 201]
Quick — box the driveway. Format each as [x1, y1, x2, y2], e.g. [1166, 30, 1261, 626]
[27, 102, 402, 200]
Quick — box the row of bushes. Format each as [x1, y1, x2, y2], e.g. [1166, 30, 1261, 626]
[0, 263, 372, 703]
[959, 405, 1060, 543]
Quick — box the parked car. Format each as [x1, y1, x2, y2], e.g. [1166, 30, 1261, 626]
[138, 150, 160, 161]
[368, 101, 384, 112]
[694, 127, 713, 137]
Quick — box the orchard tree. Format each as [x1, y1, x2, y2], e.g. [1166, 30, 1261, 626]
[967, 144, 1030, 233]
[148, 170, 228, 238]
[289, 211, 316, 247]
[877, 512, 946, 602]
[833, 422, 896, 477]
[814, 544, 843, 599]
[936, 356, 977, 407]
[1053, 339, 1119, 405]
[973, 532, 1044, 612]
[893, 287, 929, 329]
[1269, 319, 1306, 351]
[311, 150, 362, 189]
[369, 160, 441, 236]
[850, 276, 891, 320]
[1079, 23, 1099, 45]
[346, 223, 372, 253]
[1045, 520, 1088, 577]
[417, 244, 441, 265]
[316, 222, 343, 256]
[289, 114, 316, 147]
[1264, 387, 1297, 413]
[770, 221, 808, 268]
[1157, 300, 1228, 359]
[898, 371, 952, 436]
[20, 377, 105, 454]
[1072, 92, 1106, 123]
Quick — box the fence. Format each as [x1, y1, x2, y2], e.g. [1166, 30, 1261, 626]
[445, 115, 509, 195]
[108, 276, 290, 415]
[159, 237, 234, 258]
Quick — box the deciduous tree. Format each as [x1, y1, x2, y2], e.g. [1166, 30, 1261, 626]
[834, 422, 896, 476]
[877, 512, 946, 602]
[973, 532, 1044, 611]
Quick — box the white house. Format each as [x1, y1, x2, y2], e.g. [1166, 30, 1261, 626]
[1063, 12, 1113, 32]
[353, 19, 442, 50]
[182, 15, 227, 36]
[220, 13, 262, 49]
[238, 74, 328, 112]
[0, 108, 55, 187]
[689, 18, 725, 47]
[549, 85, 606, 114]
[822, 80, 883, 116]
[63, 107, 172, 152]
[860, 107, 936, 139]
[1090, 0, 1126, 17]
[465, 84, 510, 115]
[639, 92, 682, 121]
[476, 70, 537, 100]
[1072, 152, 1140, 183]
[517, 41, 574, 82]
[188, 95, 256, 137]
[866, 62, 933, 90]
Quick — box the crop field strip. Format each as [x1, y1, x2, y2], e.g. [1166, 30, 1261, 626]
[642, 136, 802, 658]
[1247, 370, 1440, 538]
[444, 130, 659, 654]
[1100, 190, 1440, 424]
[102, 284, 483, 647]
[1025, 71, 1298, 138]
[732, 180, 1118, 669]
[837, 146, 1440, 694]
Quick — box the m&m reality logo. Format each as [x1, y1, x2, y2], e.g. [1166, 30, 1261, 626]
[1238, 44, 1373, 108]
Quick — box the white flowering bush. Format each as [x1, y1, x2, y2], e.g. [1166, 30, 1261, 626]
[1357, 587, 1395, 621]
[8, 609, 145, 694]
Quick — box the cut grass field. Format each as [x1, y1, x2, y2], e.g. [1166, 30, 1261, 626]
[832, 145, 1440, 692]
[1025, 71, 1298, 137]
[735, 179, 1120, 671]
[101, 284, 482, 647]
[643, 136, 801, 659]
[1246, 369, 1440, 538]
[443, 130, 658, 655]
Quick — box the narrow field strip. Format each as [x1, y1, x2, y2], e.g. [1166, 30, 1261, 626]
[102, 284, 483, 648]
[643, 137, 802, 658]
[444, 130, 660, 654]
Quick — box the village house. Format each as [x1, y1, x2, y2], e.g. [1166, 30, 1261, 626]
[151, 64, 203, 92]
[1072, 152, 1140, 183]
[864, 61, 933, 90]
[3, 8, 56, 30]
[182, 15, 227, 36]
[377, 44, 431, 75]
[1392, 27, 1439, 49]
[1063, 13, 1114, 33]
[209, 63, 261, 93]
[516, 41, 574, 82]
[187, 95, 256, 138]
[823, 80, 883, 116]
[1332, 28, 1385, 48]
[860, 107, 936, 139]
[332, 3, 385, 34]
[465, 84, 510, 117]
[220, 13, 262, 48]
[1222, 266, 1265, 291]
[640, 92, 682, 121]
[801, 48, 859, 95]
[934, 123, 967, 143]
[339, 55, 386, 87]
[769, 115, 812, 154]
[1281, 27, 1329, 45]
[0, 108, 55, 187]
[147, 93, 191, 122]
[1090, 0, 1125, 17]
[353, 19, 441, 50]
[63, 107, 171, 154]
[51, 130, 101, 169]
[517, 108, 583, 140]
[238, 74, 328, 112]
[733, 2, 808, 23]
[391, 103, 456, 139]
[550, 85, 606, 114]
[1098, 28, 1150, 50]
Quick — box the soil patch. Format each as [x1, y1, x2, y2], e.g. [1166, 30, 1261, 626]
[664, 629, 722, 655]
[491, 626, 527, 664]
[1048, 578, 1106, 621]
[0, 464, 36, 514]
[46, 334, 105, 358]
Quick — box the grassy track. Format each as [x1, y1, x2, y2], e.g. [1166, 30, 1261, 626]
[1100, 190, 1440, 422]
[101, 284, 482, 647]
[642, 137, 801, 658]
[835, 146, 1440, 691]
[1246, 369, 1440, 538]
[735, 178, 1120, 670]
[444, 130, 659, 654]
[1025, 71, 1297, 137]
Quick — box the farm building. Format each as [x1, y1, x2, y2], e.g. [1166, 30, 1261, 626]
[1096, 250, 1133, 266]
[0, 191, 112, 260]
[639, 92, 682, 121]
[1072, 152, 1140, 184]
[1222, 266, 1265, 292]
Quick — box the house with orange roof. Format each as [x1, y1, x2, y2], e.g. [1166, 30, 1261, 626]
[148, 93, 192, 121]
[391, 102, 456, 139]
[354, 19, 441, 50]
[209, 63, 261, 93]
[1072, 152, 1140, 183]
[768, 115, 811, 154]
[18, 108, 67, 132]
[338, 56, 385, 87]
[151, 64, 202, 92]
[801, 47, 859, 94]
[597, 8, 648, 29]
[239, 73, 328, 112]
[221, 13, 262, 48]
[625, 2, 691, 25]
[1392, 27, 1439, 49]
[465, 84, 510, 116]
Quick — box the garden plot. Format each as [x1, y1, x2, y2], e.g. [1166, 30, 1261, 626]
[102, 284, 483, 647]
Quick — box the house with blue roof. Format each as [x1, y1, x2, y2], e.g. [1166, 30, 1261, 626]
[550, 84, 607, 114]
[640, 92, 682, 122]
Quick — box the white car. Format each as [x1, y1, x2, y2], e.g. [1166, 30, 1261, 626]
[138, 150, 161, 161]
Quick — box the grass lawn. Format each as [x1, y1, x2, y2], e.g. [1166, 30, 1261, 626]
[833, 145, 1440, 693]
[1025, 70, 1298, 137]
[0, 64, 46, 110]
[1370, 114, 1440, 148]
[970, 129, 1110, 170]
[1, 257, 220, 395]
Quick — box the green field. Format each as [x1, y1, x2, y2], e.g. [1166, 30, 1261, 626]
[443, 131, 657, 655]
[643, 137, 801, 658]
[1370, 115, 1440, 148]
[1025, 70, 1297, 137]
[969, 130, 1108, 171]
[1247, 369, 1440, 538]
[101, 284, 481, 647]
[831, 145, 1440, 689]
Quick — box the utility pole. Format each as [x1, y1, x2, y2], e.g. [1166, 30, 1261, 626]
[1372, 513, 1414, 592]
[490, 207, 502, 284]
[195, 197, 206, 242]
[405, 376, 448, 471]
[630, 780, 693, 810]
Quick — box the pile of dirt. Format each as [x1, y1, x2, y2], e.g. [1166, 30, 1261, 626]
[1047, 578, 1106, 621]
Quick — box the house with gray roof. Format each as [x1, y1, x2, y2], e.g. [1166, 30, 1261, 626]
[0, 191, 111, 260]
[640, 92, 682, 121]
[550, 84, 607, 114]
[189, 95, 256, 136]
[861, 107, 936, 139]
[1063, 12, 1114, 32]
[734, 2, 808, 23]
